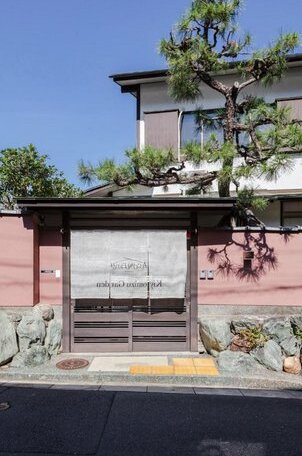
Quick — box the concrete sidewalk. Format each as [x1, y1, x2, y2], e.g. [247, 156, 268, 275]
[88, 354, 219, 376]
[1, 352, 302, 391]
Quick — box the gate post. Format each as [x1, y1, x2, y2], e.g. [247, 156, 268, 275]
[190, 212, 199, 352]
[128, 308, 133, 352]
[62, 211, 71, 353]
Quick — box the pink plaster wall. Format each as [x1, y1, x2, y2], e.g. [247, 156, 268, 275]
[39, 231, 63, 305]
[0, 214, 37, 306]
[198, 231, 302, 306]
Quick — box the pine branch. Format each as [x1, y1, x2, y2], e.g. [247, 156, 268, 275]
[111, 170, 217, 188]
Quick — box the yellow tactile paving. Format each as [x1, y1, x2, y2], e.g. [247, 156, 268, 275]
[151, 366, 175, 375]
[172, 358, 194, 366]
[174, 366, 197, 375]
[129, 359, 220, 377]
[195, 366, 219, 376]
[192, 358, 216, 367]
[129, 365, 152, 375]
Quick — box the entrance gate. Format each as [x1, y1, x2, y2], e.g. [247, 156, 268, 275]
[70, 229, 192, 352]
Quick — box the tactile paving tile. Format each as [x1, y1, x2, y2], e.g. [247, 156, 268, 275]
[129, 365, 152, 375]
[151, 366, 175, 375]
[174, 366, 197, 375]
[192, 358, 216, 367]
[195, 366, 219, 376]
[129, 359, 220, 376]
[172, 358, 194, 366]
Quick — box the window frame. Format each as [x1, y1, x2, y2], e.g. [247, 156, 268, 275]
[180, 109, 224, 149]
[275, 97, 302, 156]
[281, 200, 302, 227]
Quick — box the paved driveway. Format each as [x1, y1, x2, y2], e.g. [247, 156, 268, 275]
[0, 384, 301, 456]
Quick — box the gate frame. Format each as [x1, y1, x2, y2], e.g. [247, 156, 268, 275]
[16, 196, 235, 354]
[63, 212, 199, 353]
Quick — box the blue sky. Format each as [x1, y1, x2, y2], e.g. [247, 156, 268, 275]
[0, 0, 301, 188]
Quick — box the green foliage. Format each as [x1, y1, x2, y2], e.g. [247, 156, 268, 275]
[239, 326, 269, 349]
[160, 0, 251, 101]
[293, 327, 302, 342]
[0, 144, 82, 208]
[79, 0, 302, 226]
[244, 33, 300, 86]
[158, 0, 302, 200]
[79, 146, 177, 187]
[160, 0, 300, 101]
[237, 188, 268, 212]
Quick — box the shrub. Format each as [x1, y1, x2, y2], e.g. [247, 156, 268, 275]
[239, 326, 269, 349]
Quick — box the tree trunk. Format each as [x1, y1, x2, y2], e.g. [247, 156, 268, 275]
[218, 92, 236, 197]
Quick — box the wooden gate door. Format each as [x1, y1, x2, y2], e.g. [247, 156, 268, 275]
[70, 229, 192, 352]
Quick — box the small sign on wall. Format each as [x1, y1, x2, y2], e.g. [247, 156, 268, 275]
[40, 269, 61, 278]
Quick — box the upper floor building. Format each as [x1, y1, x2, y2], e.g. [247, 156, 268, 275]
[86, 55, 302, 227]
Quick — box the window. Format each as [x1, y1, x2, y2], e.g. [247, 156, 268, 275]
[180, 112, 201, 147]
[276, 98, 302, 154]
[180, 108, 284, 151]
[282, 201, 302, 227]
[180, 111, 224, 148]
[277, 98, 302, 121]
[144, 110, 179, 151]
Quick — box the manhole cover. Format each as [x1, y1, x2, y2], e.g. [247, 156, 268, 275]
[56, 359, 89, 370]
[0, 402, 10, 411]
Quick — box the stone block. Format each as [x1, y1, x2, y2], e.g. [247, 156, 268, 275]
[217, 351, 264, 373]
[45, 319, 62, 355]
[0, 311, 18, 366]
[199, 320, 232, 354]
[17, 315, 46, 351]
[33, 304, 54, 323]
[11, 345, 50, 368]
[251, 340, 283, 372]
[283, 356, 302, 375]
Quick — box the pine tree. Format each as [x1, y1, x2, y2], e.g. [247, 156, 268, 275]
[79, 0, 302, 225]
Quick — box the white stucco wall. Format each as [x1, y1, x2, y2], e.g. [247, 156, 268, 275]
[140, 66, 302, 118]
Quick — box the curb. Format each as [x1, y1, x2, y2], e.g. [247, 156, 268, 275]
[1, 370, 302, 391]
[1, 381, 302, 400]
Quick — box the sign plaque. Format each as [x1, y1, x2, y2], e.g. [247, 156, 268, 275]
[70, 230, 187, 300]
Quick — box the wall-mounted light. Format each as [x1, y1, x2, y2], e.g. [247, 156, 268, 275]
[243, 250, 254, 260]
[243, 250, 254, 270]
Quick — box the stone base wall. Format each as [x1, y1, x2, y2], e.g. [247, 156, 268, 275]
[1, 306, 63, 325]
[198, 304, 302, 319]
[198, 312, 302, 376]
[0, 304, 62, 367]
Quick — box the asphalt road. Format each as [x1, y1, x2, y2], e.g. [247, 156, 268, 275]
[0, 384, 301, 456]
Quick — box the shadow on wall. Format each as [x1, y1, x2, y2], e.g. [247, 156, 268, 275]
[21, 214, 35, 230]
[207, 231, 292, 282]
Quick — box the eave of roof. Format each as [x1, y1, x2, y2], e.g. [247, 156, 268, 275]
[110, 53, 302, 85]
[270, 194, 302, 201]
[17, 196, 236, 210]
[84, 182, 115, 195]
[16, 194, 302, 214]
[110, 69, 168, 83]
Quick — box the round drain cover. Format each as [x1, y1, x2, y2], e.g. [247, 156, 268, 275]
[56, 358, 89, 370]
